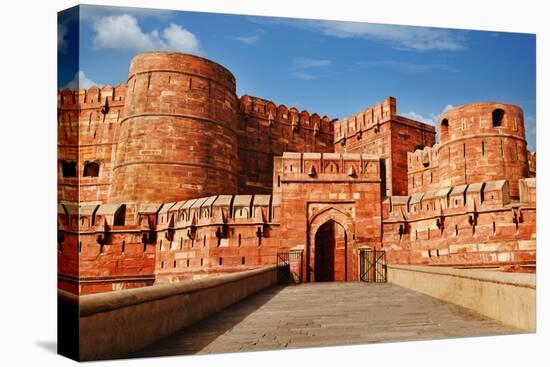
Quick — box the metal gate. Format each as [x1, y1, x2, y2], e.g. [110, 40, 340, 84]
[359, 248, 387, 282]
[277, 250, 303, 284]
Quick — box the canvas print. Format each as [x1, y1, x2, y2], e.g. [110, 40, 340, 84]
[57, 4, 536, 361]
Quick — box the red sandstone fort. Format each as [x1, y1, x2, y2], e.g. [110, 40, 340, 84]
[57, 52, 536, 294]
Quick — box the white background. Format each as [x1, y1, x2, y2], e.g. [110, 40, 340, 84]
[0, 0, 547, 366]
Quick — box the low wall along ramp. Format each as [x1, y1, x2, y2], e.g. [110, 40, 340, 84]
[59, 266, 278, 361]
[387, 264, 536, 332]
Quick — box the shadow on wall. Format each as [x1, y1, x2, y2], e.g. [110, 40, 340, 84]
[129, 285, 285, 358]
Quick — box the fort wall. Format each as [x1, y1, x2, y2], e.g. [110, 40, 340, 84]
[407, 145, 440, 194]
[57, 194, 283, 293]
[109, 52, 240, 203]
[56, 52, 536, 294]
[277, 152, 383, 281]
[57, 84, 126, 203]
[237, 96, 335, 194]
[57, 202, 157, 294]
[437, 102, 528, 198]
[334, 97, 436, 196]
[153, 194, 281, 283]
[382, 178, 536, 268]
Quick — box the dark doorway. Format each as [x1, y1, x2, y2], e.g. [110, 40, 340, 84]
[314, 220, 347, 282]
[83, 161, 100, 177]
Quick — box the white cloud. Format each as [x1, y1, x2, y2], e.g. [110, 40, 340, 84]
[403, 111, 437, 125]
[291, 57, 332, 80]
[294, 57, 332, 68]
[93, 15, 155, 50]
[360, 60, 457, 73]
[58, 23, 67, 51]
[403, 104, 455, 126]
[235, 29, 265, 45]
[442, 104, 455, 113]
[317, 21, 466, 52]
[236, 35, 261, 45]
[162, 23, 201, 53]
[313, 21, 465, 51]
[92, 14, 201, 54]
[250, 17, 466, 52]
[63, 71, 99, 90]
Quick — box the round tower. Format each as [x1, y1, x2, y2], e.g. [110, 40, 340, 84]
[437, 102, 528, 198]
[109, 52, 240, 203]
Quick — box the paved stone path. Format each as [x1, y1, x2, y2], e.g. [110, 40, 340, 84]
[132, 283, 523, 357]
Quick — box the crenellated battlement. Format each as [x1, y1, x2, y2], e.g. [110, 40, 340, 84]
[57, 84, 127, 134]
[382, 177, 535, 266]
[157, 194, 278, 232]
[58, 194, 280, 235]
[408, 145, 440, 172]
[238, 95, 336, 136]
[384, 178, 536, 222]
[57, 84, 127, 109]
[333, 96, 435, 196]
[407, 144, 440, 194]
[57, 85, 127, 126]
[57, 84, 127, 204]
[57, 52, 537, 295]
[333, 96, 396, 143]
[236, 95, 336, 194]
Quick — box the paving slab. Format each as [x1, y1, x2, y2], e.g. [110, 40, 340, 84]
[131, 282, 523, 358]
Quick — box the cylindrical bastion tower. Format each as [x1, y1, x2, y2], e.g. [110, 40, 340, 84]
[437, 102, 528, 198]
[110, 52, 240, 203]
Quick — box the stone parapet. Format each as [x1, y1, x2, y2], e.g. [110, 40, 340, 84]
[387, 264, 535, 331]
[64, 266, 277, 361]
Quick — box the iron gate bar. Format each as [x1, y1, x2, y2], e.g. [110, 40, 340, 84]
[375, 251, 387, 282]
[359, 249, 387, 283]
[277, 250, 303, 285]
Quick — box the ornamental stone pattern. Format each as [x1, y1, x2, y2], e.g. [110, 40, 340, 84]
[57, 52, 536, 294]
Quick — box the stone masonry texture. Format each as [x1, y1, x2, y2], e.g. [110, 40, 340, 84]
[57, 52, 536, 294]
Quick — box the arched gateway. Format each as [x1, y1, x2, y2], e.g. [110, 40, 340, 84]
[276, 152, 383, 283]
[308, 207, 357, 282]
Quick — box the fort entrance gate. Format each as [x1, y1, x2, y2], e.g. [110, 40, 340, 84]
[313, 220, 347, 281]
[307, 206, 356, 282]
[275, 152, 384, 284]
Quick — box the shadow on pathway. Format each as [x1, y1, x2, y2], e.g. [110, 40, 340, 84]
[130, 285, 286, 358]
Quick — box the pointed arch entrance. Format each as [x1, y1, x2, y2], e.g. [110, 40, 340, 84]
[307, 206, 356, 282]
[314, 220, 347, 281]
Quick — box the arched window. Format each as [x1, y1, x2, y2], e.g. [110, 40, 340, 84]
[440, 118, 449, 141]
[492, 109, 505, 127]
[61, 160, 76, 177]
[83, 161, 100, 177]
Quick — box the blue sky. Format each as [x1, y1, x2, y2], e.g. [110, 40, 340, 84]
[58, 5, 536, 150]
